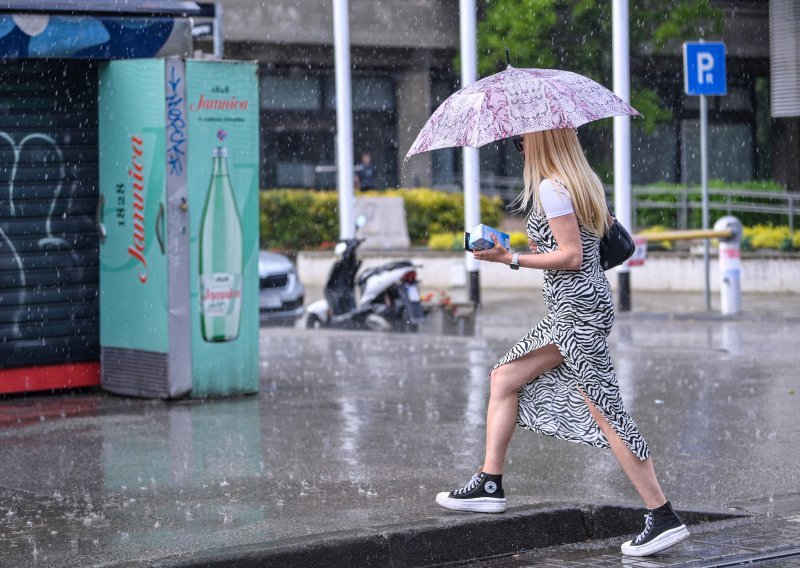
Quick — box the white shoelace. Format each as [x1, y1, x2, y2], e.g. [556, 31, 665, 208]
[634, 512, 655, 544]
[453, 473, 481, 495]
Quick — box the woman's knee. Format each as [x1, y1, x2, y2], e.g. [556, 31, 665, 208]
[489, 366, 518, 398]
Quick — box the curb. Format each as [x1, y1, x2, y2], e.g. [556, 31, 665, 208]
[133, 503, 743, 568]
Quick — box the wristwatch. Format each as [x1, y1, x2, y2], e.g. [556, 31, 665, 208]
[509, 252, 520, 270]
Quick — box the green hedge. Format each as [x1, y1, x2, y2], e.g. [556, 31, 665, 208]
[260, 188, 505, 250]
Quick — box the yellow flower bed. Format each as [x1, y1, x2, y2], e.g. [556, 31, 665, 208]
[428, 233, 462, 251]
[637, 225, 674, 251]
[509, 231, 529, 250]
[743, 225, 794, 250]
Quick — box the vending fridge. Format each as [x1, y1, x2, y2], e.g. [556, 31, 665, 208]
[97, 58, 259, 398]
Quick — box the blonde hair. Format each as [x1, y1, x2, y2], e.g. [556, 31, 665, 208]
[514, 129, 609, 237]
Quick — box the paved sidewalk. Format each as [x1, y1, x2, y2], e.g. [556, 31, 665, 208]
[0, 290, 798, 567]
[463, 511, 800, 567]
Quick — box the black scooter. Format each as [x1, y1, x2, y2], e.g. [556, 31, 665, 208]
[305, 217, 425, 331]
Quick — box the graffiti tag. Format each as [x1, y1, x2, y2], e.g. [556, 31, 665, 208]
[166, 64, 186, 177]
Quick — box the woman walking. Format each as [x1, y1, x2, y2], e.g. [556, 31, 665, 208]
[435, 128, 689, 557]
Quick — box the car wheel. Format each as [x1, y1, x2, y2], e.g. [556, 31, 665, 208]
[306, 314, 323, 329]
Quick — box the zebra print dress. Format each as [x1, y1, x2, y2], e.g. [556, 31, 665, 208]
[492, 203, 651, 460]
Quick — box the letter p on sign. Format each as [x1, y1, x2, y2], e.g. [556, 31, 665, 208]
[697, 53, 715, 85]
[683, 42, 727, 96]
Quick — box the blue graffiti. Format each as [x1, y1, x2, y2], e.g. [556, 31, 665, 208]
[166, 65, 186, 177]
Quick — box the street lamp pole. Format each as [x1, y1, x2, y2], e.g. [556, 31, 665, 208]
[333, 0, 355, 240]
[460, 0, 481, 306]
[612, 0, 633, 311]
[212, 2, 223, 59]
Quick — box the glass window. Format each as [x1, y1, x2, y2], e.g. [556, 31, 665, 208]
[354, 77, 394, 111]
[431, 77, 458, 107]
[632, 125, 679, 184]
[324, 76, 395, 111]
[682, 85, 752, 112]
[263, 131, 336, 189]
[261, 75, 321, 111]
[431, 148, 456, 186]
[680, 121, 753, 184]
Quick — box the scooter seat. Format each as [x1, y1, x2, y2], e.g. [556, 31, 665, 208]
[357, 261, 414, 285]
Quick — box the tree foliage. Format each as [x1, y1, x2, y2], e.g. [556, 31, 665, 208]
[477, 0, 723, 133]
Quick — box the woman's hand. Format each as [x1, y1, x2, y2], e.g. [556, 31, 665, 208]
[528, 238, 538, 253]
[472, 234, 512, 265]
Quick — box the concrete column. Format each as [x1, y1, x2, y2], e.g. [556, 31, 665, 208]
[773, 117, 800, 192]
[396, 50, 432, 188]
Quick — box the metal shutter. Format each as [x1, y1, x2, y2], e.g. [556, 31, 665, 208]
[770, 0, 800, 117]
[0, 60, 100, 369]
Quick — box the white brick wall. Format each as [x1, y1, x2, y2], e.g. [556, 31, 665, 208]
[297, 251, 800, 294]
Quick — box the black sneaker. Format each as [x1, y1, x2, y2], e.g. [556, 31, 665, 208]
[435, 472, 506, 513]
[621, 501, 690, 556]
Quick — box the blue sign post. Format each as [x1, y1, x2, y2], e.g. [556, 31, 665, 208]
[683, 41, 727, 311]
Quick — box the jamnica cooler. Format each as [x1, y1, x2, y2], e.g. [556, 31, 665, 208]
[97, 58, 259, 398]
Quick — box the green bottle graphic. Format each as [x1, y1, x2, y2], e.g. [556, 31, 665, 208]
[199, 147, 243, 342]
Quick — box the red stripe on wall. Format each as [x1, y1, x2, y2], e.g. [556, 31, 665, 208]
[0, 363, 100, 395]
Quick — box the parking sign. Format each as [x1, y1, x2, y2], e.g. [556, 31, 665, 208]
[683, 42, 727, 96]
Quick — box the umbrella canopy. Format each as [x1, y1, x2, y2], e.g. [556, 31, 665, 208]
[405, 66, 640, 159]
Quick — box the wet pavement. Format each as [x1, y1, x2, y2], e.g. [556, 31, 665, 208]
[459, 514, 800, 567]
[0, 290, 799, 567]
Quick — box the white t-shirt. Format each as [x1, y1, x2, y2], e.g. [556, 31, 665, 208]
[538, 179, 575, 219]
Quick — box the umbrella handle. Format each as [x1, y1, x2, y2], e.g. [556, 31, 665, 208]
[505, 48, 511, 67]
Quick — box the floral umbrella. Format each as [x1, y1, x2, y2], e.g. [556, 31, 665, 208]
[405, 66, 640, 159]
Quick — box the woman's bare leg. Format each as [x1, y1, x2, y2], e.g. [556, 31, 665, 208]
[580, 390, 667, 510]
[482, 344, 564, 475]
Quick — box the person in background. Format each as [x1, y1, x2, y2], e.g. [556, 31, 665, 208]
[355, 152, 376, 191]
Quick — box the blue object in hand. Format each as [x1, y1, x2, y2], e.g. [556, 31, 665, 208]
[466, 224, 510, 251]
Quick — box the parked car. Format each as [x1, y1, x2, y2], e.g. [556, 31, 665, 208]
[258, 250, 305, 326]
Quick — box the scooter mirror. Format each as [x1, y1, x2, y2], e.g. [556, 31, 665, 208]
[334, 241, 348, 257]
[355, 214, 367, 229]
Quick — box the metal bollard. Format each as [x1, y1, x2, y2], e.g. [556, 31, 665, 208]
[713, 216, 743, 315]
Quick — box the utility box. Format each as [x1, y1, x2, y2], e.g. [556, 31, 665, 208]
[97, 58, 260, 398]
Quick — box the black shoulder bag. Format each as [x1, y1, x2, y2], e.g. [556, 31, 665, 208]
[599, 206, 635, 271]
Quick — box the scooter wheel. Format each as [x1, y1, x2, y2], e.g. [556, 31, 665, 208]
[306, 314, 324, 329]
[398, 308, 419, 333]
